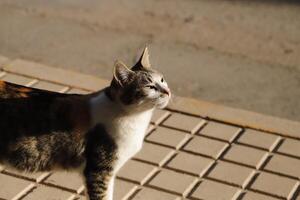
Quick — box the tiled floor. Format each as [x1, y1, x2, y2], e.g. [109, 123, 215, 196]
[0, 58, 299, 200]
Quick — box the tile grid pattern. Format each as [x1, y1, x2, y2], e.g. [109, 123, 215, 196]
[0, 63, 298, 199]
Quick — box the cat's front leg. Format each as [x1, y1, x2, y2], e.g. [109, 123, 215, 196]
[84, 169, 114, 200]
[84, 124, 117, 200]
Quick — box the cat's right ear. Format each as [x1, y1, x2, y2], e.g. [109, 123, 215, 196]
[132, 47, 151, 71]
[113, 61, 135, 87]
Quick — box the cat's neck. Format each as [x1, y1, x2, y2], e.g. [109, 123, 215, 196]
[89, 87, 154, 127]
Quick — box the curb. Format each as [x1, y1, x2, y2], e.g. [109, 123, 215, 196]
[1, 56, 299, 139]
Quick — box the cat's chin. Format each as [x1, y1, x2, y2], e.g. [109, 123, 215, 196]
[156, 100, 169, 109]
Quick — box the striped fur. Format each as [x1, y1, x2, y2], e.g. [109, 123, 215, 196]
[0, 47, 170, 200]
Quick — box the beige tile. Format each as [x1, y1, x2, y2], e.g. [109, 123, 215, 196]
[162, 113, 205, 133]
[250, 172, 298, 199]
[190, 180, 241, 200]
[146, 127, 190, 149]
[22, 185, 73, 200]
[74, 195, 86, 200]
[132, 188, 180, 200]
[4, 167, 49, 182]
[237, 129, 280, 150]
[168, 95, 300, 140]
[114, 179, 138, 200]
[0, 173, 33, 199]
[43, 171, 84, 193]
[242, 191, 280, 200]
[117, 160, 157, 184]
[4, 59, 109, 91]
[1, 73, 33, 85]
[184, 136, 228, 159]
[33, 81, 67, 92]
[207, 161, 255, 187]
[146, 124, 155, 134]
[223, 144, 268, 168]
[148, 169, 197, 196]
[134, 142, 175, 166]
[67, 88, 90, 94]
[199, 121, 241, 142]
[264, 154, 300, 178]
[277, 138, 300, 158]
[167, 152, 213, 176]
[151, 109, 171, 125]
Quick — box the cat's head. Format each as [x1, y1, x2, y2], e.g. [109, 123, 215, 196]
[109, 47, 171, 111]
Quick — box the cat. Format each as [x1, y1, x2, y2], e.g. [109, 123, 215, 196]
[0, 47, 171, 200]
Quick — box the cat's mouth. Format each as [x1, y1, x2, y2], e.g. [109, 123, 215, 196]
[156, 96, 170, 109]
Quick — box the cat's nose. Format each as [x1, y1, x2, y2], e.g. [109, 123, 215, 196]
[161, 87, 170, 96]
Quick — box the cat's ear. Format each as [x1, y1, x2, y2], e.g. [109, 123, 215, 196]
[113, 61, 135, 87]
[132, 47, 151, 71]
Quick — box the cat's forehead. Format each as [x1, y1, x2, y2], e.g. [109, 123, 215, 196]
[137, 69, 162, 81]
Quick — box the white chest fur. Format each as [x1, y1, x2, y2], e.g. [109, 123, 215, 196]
[112, 111, 152, 172]
[90, 92, 153, 172]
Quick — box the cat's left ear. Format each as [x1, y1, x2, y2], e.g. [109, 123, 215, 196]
[113, 61, 135, 87]
[132, 47, 151, 71]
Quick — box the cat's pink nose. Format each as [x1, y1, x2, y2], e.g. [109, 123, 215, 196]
[161, 88, 170, 96]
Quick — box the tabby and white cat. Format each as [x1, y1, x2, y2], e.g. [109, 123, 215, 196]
[0, 47, 170, 200]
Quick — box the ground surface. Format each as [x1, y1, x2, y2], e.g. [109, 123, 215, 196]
[0, 0, 299, 121]
[0, 60, 299, 200]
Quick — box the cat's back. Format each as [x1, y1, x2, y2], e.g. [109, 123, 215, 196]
[0, 81, 90, 171]
[0, 80, 90, 139]
[0, 80, 65, 99]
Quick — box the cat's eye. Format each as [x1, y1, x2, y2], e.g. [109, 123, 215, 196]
[147, 85, 157, 90]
